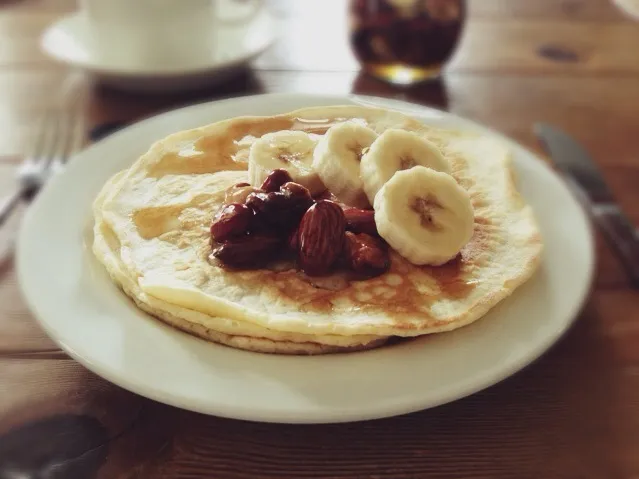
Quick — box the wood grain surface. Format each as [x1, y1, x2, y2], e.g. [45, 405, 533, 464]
[0, 0, 638, 477]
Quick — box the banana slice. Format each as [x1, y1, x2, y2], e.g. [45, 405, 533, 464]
[374, 166, 474, 266]
[312, 122, 378, 209]
[248, 130, 326, 195]
[361, 128, 451, 204]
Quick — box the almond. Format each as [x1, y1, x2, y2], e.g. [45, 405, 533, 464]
[211, 235, 281, 269]
[297, 200, 346, 276]
[342, 207, 379, 237]
[260, 169, 293, 192]
[210, 203, 254, 242]
[343, 231, 390, 278]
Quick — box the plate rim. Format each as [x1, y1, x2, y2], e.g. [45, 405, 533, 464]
[16, 93, 595, 424]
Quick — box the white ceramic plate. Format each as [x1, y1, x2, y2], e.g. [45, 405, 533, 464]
[40, 8, 276, 93]
[16, 94, 594, 424]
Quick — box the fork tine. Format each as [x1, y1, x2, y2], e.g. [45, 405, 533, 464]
[36, 111, 59, 168]
[50, 112, 71, 172]
[16, 110, 59, 193]
[57, 70, 89, 109]
[22, 115, 49, 167]
[67, 94, 87, 158]
[19, 72, 88, 182]
[47, 111, 67, 170]
[65, 74, 88, 154]
[50, 74, 88, 171]
[51, 100, 86, 172]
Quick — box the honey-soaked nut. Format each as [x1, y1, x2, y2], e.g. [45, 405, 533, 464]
[210, 203, 253, 242]
[211, 235, 282, 269]
[297, 200, 346, 276]
[225, 184, 260, 204]
[314, 189, 353, 209]
[313, 189, 336, 201]
[342, 207, 379, 237]
[280, 181, 310, 198]
[245, 191, 270, 213]
[288, 226, 300, 252]
[246, 191, 286, 220]
[280, 182, 314, 211]
[261, 169, 293, 193]
[246, 191, 308, 233]
[343, 231, 390, 278]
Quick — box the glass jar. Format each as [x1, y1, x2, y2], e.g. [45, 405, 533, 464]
[349, 0, 465, 85]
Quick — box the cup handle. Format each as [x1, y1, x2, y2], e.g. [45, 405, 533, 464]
[215, 0, 264, 25]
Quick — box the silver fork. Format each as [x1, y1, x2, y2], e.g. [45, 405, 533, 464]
[0, 76, 86, 227]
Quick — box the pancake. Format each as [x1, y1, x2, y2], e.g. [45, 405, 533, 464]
[93, 104, 542, 353]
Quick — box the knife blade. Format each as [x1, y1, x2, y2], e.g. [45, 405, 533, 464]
[534, 122, 639, 287]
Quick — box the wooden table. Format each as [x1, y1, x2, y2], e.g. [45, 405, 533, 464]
[1, 0, 638, 477]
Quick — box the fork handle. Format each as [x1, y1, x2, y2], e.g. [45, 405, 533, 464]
[0, 189, 23, 227]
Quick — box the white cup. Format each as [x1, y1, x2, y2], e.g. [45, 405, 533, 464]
[80, 0, 263, 69]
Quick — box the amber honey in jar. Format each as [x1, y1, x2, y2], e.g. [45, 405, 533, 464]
[349, 0, 465, 85]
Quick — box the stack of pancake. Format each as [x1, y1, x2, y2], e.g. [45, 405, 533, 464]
[92, 105, 542, 354]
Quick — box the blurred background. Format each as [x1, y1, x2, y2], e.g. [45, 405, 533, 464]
[0, 0, 637, 162]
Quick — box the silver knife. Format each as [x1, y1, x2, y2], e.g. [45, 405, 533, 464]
[534, 123, 639, 286]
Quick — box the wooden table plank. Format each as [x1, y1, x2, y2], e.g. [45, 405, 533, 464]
[1, 0, 75, 13]
[451, 20, 639, 74]
[469, 0, 630, 20]
[0, 10, 57, 66]
[0, 358, 173, 478]
[266, 0, 631, 22]
[0, 259, 61, 354]
[3, 0, 632, 21]
[0, 162, 61, 353]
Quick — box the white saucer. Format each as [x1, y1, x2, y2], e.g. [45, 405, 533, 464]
[40, 9, 277, 93]
[16, 94, 594, 424]
[613, 0, 639, 19]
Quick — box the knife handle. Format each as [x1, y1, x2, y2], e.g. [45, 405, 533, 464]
[592, 204, 639, 286]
